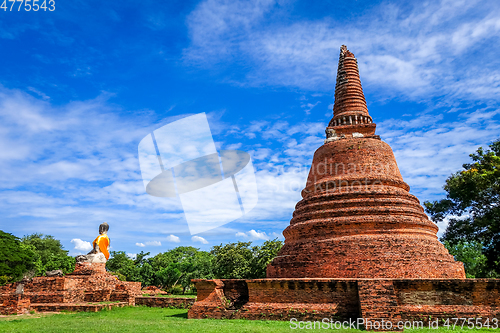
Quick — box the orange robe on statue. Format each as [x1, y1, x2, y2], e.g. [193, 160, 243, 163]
[93, 234, 110, 260]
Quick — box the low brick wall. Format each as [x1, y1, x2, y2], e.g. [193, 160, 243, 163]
[135, 296, 196, 309]
[0, 263, 142, 315]
[189, 278, 500, 329]
[0, 295, 31, 315]
[394, 280, 500, 324]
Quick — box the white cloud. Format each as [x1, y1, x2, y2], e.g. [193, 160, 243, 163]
[301, 101, 320, 115]
[184, 0, 500, 103]
[27, 87, 50, 101]
[127, 253, 137, 259]
[145, 241, 161, 246]
[185, 0, 275, 63]
[71, 238, 92, 251]
[166, 234, 181, 243]
[0, 85, 197, 246]
[248, 230, 269, 240]
[136, 242, 145, 247]
[378, 107, 500, 202]
[235, 229, 269, 241]
[192, 235, 208, 244]
[271, 232, 284, 240]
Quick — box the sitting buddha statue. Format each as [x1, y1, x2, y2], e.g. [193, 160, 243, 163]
[75, 222, 110, 264]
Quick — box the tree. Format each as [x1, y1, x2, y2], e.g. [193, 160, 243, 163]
[177, 251, 213, 293]
[210, 240, 284, 279]
[249, 239, 283, 279]
[0, 230, 36, 284]
[155, 262, 182, 290]
[148, 247, 212, 292]
[211, 242, 253, 279]
[106, 251, 141, 282]
[21, 233, 75, 275]
[425, 139, 500, 277]
[443, 241, 492, 278]
[138, 262, 155, 286]
[134, 251, 150, 266]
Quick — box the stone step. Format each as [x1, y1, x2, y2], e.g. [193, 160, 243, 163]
[21, 291, 86, 304]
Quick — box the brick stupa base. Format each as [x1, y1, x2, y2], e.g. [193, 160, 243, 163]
[0, 263, 141, 315]
[188, 279, 500, 329]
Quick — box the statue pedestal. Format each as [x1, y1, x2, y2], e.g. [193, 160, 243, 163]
[71, 262, 107, 275]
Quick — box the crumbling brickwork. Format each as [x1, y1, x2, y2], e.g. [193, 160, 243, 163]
[141, 285, 169, 296]
[0, 295, 31, 315]
[189, 279, 360, 321]
[189, 279, 500, 326]
[0, 262, 141, 314]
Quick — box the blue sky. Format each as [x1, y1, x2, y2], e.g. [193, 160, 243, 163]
[1, 0, 500, 258]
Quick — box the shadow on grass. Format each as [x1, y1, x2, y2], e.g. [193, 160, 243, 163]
[165, 312, 188, 319]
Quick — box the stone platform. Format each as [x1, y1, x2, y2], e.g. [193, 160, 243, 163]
[0, 263, 141, 315]
[188, 278, 500, 330]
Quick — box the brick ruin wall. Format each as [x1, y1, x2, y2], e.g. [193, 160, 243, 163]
[0, 263, 142, 315]
[0, 261, 199, 315]
[188, 278, 500, 327]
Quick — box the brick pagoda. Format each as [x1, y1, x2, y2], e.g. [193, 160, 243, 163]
[188, 46, 499, 327]
[266, 45, 465, 279]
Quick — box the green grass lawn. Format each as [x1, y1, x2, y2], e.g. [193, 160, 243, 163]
[0, 307, 498, 333]
[0, 306, 292, 333]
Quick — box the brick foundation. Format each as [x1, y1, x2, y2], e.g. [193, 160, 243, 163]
[189, 278, 500, 329]
[0, 294, 31, 315]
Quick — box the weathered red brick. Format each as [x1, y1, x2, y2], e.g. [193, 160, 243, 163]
[0, 263, 141, 314]
[267, 46, 465, 279]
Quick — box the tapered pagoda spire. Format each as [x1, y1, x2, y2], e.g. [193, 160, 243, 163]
[330, 45, 371, 126]
[267, 45, 466, 279]
[324, 46, 376, 143]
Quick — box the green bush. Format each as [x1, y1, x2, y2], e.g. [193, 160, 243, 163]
[0, 275, 11, 286]
[107, 271, 127, 281]
[168, 285, 183, 295]
[21, 233, 75, 275]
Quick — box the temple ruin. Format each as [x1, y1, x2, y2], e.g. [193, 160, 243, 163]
[266, 45, 465, 279]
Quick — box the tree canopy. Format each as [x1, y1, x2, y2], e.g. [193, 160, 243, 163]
[425, 139, 500, 277]
[210, 239, 283, 279]
[0, 231, 36, 284]
[22, 233, 75, 275]
[106, 239, 283, 293]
